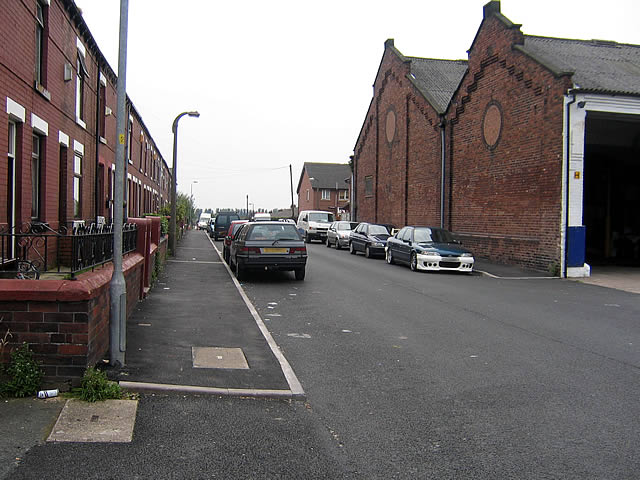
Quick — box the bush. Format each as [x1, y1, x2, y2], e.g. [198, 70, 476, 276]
[79, 367, 122, 402]
[2, 343, 44, 398]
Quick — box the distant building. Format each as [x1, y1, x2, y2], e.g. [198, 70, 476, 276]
[352, 0, 640, 276]
[297, 163, 352, 219]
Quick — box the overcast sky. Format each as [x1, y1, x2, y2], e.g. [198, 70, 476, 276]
[75, 0, 639, 213]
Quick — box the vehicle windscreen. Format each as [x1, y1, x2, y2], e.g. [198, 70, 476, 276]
[414, 227, 455, 243]
[369, 225, 390, 235]
[247, 224, 301, 241]
[232, 223, 245, 235]
[309, 212, 334, 223]
[336, 222, 354, 231]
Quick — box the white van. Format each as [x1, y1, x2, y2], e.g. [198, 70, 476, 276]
[297, 210, 334, 243]
[252, 212, 271, 221]
[197, 212, 212, 230]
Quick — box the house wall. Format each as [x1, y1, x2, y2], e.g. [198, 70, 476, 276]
[354, 43, 444, 229]
[297, 174, 317, 211]
[0, 0, 170, 238]
[446, 13, 572, 271]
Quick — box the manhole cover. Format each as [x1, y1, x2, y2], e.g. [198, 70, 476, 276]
[192, 347, 249, 369]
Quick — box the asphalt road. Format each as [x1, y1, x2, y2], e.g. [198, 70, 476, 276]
[7, 240, 640, 479]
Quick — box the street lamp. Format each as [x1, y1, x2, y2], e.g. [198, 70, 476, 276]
[169, 110, 199, 256]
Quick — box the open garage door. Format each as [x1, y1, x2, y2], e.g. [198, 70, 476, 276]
[584, 112, 640, 266]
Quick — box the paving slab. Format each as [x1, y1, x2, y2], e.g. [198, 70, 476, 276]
[47, 399, 138, 443]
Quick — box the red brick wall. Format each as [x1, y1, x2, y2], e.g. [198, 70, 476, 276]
[0, 253, 144, 381]
[446, 14, 572, 271]
[297, 174, 317, 212]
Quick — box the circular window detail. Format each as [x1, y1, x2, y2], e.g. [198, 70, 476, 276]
[385, 110, 396, 144]
[482, 102, 502, 149]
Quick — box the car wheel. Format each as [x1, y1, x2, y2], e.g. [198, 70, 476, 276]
[410, 252, 418, 272]
[335, 240, 341, 250]
[326, 238, 331, 248]
[294, 268, 305, 281]
[386, 248, 395, 264]
[304, 232, 310, 243]
[365, 245, 371, 258]
[235, 257, 245, 280]
[349, 242, 356, 255]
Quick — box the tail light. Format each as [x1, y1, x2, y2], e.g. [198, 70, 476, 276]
[289, 246, 307, 254]
[240, 247, 261, 254]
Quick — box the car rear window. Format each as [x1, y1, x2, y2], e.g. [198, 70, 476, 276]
[369, 225, 390, 235]
[247, 224, 300, 241]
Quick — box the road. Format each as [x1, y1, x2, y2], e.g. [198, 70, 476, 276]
[8, 239, 640, 479]
[240, 242, 640, 479]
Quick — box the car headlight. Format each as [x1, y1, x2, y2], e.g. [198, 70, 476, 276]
[420, 250, 440, 256]
[372, 242, 383, 247]
[460, 253, 473, 257]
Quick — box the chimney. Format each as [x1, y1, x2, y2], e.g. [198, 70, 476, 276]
[483, 1, 501, 19]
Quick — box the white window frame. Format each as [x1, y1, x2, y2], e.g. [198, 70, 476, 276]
[75, 39, 88, 128]
[322, 189, 330, 200]
[73, 153, 82, 218]
[31, 134, 42, 219]
[339, 189, 348, 201]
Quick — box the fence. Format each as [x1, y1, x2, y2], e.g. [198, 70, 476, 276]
[0, 222, 137, 279]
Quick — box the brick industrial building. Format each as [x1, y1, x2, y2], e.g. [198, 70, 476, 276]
[353, 1, 640, 276]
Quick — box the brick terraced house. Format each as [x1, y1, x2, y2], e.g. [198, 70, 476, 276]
[353, 1, 640, 276]
[0, 0, 171, 380]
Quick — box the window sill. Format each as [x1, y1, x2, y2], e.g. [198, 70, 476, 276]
[76, 117, 86, 129]
[34, 82, 51, 101]
[99, 137, 107, 145]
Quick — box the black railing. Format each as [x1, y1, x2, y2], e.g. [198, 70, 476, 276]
[0, 222, 137, 279]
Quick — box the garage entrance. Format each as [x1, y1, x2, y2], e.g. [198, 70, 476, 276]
[584, 112, 640, 266]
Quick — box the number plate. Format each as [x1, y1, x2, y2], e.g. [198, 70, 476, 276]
[261, 248, 289, 254]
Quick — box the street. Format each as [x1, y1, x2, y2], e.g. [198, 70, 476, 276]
[8, 237, 640, 479]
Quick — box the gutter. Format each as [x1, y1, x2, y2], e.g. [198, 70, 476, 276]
[439, 116, 446, 229]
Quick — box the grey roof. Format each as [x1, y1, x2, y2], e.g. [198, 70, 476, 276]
[407, 58, 468, 113]
[300, 163, 352, 191]
[518, 35, 640, 95]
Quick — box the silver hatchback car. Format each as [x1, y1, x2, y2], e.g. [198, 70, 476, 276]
[326, 221, 359, 250]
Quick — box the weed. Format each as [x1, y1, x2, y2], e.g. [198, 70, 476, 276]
[2, 343, 44, 398]
[77, 367, 122, 402]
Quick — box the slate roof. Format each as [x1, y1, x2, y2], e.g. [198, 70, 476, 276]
[407, 57, 469, 113]
[298, 163, 351, 193]
[517, 35, 640, 96]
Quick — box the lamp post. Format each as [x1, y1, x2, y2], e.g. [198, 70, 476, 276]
[169, 110, 199, 256]
[190, 180, 198, 228]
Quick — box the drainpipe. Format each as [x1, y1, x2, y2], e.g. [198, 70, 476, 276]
[439, 116, 446, 229]
[563, 91, 576, 278]
[95, 66, 101, 226]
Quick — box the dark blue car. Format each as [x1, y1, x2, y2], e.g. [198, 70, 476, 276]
[385, 226, 474, 272]
[349, 223, 393, 258]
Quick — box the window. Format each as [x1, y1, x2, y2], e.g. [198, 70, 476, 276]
[35, 2, 46, 86]
[73, 154, 82, 217]
[321, 189, 330, 200]
[98, 83, 106, 139]
[31, 135, 42, 219]
[364, 176, 373, 196]
[127, 118, 133, 163]
[75, 48, 89, 125]
[306, 189, 310, 201]
[8, 122, 16, 231]
[339, 189, 348, 201]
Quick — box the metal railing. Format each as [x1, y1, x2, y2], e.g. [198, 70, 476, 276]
[0, 222, 137, 279]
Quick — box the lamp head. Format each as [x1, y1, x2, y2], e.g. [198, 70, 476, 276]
[188, 111, 200, 118]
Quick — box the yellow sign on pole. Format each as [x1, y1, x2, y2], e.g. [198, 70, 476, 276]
[119, 134, 125, 144]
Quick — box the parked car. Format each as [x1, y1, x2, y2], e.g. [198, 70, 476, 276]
[349, 223, 392, 258]
[327, 221, 359, 250]
[213, 211, 241, 240]
[297, 210, 334, 243]
[222, 220, 248, 263]
[229, 222, 307, 280]
[207, 218, 216, 238]
[385, 226, 474, 272]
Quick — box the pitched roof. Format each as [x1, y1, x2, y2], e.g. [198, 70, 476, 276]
[517, 35, 640, 96]
[407, 57, 469, 113]
[297, 163, 352, 193]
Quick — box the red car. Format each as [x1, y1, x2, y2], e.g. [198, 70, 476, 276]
[223, 220, 248, 263]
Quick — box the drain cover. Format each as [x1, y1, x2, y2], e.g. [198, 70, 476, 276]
[192, 347, 249, 369]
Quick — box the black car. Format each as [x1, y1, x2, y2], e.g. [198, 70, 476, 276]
[213, 211, 240, 240]
[385, 226, 474, 272]
[349, 222, 392, 258]
[229, 222, 307, 280]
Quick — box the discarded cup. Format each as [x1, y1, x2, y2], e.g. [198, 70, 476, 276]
[37, 389, 59, 399]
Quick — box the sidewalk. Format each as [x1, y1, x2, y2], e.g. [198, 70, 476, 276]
[117, 229, 303, 398]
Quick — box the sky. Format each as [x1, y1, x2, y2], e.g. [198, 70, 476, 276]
[75, 0, 640, 213]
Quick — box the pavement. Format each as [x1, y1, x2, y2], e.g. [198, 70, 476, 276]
[2, 230, 637, 478]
